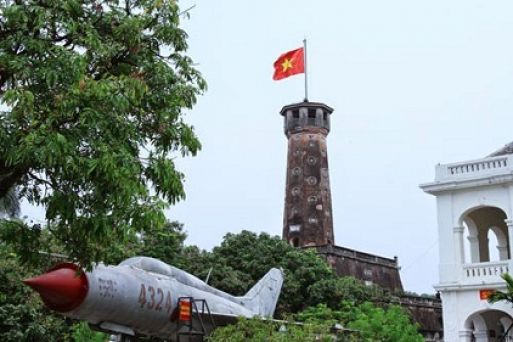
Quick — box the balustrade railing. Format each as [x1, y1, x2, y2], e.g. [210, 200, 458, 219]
[462, 261, 509, 282]
[435, 155, 513, 180]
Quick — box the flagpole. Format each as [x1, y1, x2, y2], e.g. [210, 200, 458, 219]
[303, 38, 308, 102]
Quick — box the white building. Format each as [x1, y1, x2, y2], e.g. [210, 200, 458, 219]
[421, 142, 513, 342]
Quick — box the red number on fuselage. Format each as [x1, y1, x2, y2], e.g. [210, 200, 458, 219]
[165, 291, 172, 313]
[147, 286, 155, 309]
[138, 284, 146, 308]
[155, 288, 164, 311]
[139, 284, 172, 313]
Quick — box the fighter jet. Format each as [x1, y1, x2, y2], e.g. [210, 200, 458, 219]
[24, 256, 284, 340]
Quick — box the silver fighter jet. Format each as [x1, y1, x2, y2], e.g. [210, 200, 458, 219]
[24, 256, 284, 340]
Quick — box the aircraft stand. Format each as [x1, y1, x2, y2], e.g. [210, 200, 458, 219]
[176, 297, 216, 341]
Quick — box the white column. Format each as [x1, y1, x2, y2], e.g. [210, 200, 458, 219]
[473, 331, 488, 342]
[458, 329, 473, 342]
[506, 219, 513, 259]
[468, 236, 480, 263]
[498, 243, 509, 260]
[454, 226, 465, 265]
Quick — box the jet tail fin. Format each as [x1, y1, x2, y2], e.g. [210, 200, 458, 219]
[237, 268, 284, 318]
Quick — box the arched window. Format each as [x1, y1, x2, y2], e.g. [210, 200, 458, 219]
[461, 206, 509, 263]
[488, 229, 500, 261]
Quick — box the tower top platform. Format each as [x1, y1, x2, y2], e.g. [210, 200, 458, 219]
[279, 101, 334, 116]
[279, 101, 334, 137]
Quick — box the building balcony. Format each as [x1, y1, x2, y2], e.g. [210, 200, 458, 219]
[436, 155, 513, 180]
[460, 260, 510, 285]
[422, 155, 513, 194]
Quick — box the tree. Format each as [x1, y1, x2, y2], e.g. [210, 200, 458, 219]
[0, 219, 186, 340]
[208, 317, 347, 342]
[0, 186, 19, 218]
[99, 220, 188, 266]
[343, 302, 423, 342]
[209, 302, 423, 342]
[488, 273, 513, 305]
[0, 241, 74, 341]
[305, 277, 391, 309]
[71, 322, 107, 342]
[181, 230, 335, 316]
[0, 0, 206, 266]
[296, 302, 422, 342]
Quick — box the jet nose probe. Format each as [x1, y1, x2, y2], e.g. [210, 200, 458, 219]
[23, 263, 88, 312]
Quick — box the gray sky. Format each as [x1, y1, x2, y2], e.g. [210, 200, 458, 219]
[169, 0, 513, 294]
[21, 0, 513, 294]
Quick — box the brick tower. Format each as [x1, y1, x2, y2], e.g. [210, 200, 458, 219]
[281, 101, 335, 247]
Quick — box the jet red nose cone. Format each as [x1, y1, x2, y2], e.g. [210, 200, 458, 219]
[23, 263, 88, 312]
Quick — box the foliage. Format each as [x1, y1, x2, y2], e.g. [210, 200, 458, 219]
[0, 0, 206, 267]
[488, 273, 513, 305]
[306, 276, 391, 309]
[0, 220, 187, 341]
[296, 303, 422, 342]
[295, 303, 348, 323]
[71, 322, 107, 342]
[296, 302, 423, 341]
[0, 226, 422, 341]
[0, 186, 19, 218]
[100, 220, 188, 266]
[180, 230, 335, 315]
[209, 301, 423, 342]
[207, 317, 349, 342]
[0, 242, 73, 341]
[135, 221, 188, 265]
[344, 302, 423, 342]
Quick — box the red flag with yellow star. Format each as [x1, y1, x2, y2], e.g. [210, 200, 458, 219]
[273, 47, 305, 80]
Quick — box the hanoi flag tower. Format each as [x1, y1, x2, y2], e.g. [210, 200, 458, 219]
[280, 101, 335, 247]
[274, 45, 442, 340]
[274, 43, 334, 247]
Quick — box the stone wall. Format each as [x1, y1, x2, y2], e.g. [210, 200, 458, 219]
[312, 244, 443, 340]
[315, 244, 403, 292]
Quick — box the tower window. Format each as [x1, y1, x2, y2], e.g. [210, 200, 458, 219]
[291, 237, 299, 247]
[292, 110, 299, 118]
[290, 224, 300, 232]
[308, 217, 318, 224]
[308, 109, 316, 118]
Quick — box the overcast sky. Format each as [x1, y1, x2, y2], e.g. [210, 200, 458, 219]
[21, 0, 513, 294]
[165, 0, 513, 294]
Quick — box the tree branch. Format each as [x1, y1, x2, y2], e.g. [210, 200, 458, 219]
[28, 171, 53, 188]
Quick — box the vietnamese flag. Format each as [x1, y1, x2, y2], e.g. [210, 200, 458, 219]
[273, 47, 305, 80]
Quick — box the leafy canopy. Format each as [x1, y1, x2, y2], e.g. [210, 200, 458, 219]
[209, 303, 423, 342]
[0, 0, 206, 265]
[179, 230, 335, 315]
[0, 241, 74, 341]
[0, 221, 186, 341]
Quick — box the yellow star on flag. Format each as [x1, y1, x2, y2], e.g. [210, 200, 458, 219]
[273, 47, 304, 80]
[281, 58, 294, 72]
